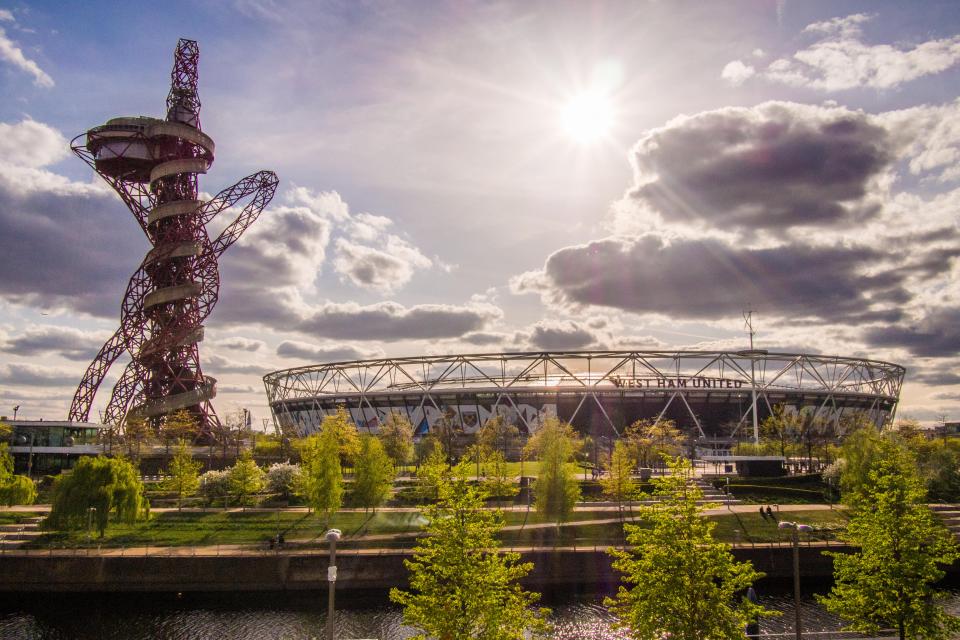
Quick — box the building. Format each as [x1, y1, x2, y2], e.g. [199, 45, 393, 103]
[263, 350, 905, 453]
[3, 420, 105, 476]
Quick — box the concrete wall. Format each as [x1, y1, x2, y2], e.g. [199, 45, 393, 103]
[0, 546, 854, 593]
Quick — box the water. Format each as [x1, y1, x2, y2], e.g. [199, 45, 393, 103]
[1, 585, 958, 639]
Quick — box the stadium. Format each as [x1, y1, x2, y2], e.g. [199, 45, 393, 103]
[263, 350, 904, 452]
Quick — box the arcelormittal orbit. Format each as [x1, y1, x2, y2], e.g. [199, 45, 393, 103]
[68, 39, 278, 441]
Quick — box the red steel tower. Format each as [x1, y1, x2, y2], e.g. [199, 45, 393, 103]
[68, 39, 278, 440]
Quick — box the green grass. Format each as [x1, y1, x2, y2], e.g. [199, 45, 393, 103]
[0, 511, 43, 525]
[708, 508, 848, 543]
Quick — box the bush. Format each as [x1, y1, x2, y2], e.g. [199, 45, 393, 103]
[266, 462, 300, 499]
[0, 474, 36, 506]
[199, 469, 231, 505]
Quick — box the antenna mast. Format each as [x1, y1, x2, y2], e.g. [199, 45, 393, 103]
[744, 306, 759, 444]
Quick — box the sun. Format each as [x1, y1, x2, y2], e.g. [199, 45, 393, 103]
[560, 91, 615, 144]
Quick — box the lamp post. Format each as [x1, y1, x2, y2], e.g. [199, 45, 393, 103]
[778, 521, 813, 640]
[325, 528, 342, 640]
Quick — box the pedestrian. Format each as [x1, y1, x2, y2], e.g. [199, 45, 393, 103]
[759, 506, 768, 521]
[765, 505, 775, 522]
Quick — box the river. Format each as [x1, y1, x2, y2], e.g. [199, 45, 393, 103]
[2, 582, 959, 639]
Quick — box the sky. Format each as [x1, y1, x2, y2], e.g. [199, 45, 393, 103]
[0, 0, 958, 428]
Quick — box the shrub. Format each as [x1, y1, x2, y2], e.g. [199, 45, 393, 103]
[266, 462, 301, 499]
[199, 469, 231, 505]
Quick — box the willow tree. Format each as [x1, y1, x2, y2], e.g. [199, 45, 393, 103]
[0, 443, 36, 506]
[390, 463, 550, 639]
[47, 456, 147, 536]
[607, 457, 772, 640]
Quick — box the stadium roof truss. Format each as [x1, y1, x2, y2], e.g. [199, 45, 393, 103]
[263, 351, 905, 438]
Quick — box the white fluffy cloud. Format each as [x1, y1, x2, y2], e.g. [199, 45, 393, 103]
[720, 60, 755, 86]
[754, 14, 960, 91]
[0, 26, 53, 88]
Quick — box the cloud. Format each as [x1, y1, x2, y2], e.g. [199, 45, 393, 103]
[211, 337, 265, 352]
[218, 384, 259, 394]
[0, 325, 108, 361]
[511, 234, 907, 323]
[721, 60, 755, 86]
[275, 340, 383, 361]
[864, 307, 960, 358]
[527, 320, 597, 350]
[204, 353, 269, 375]
[0, 120, 67, 167]
[0, 119, 145, 315]
[621, 102, 892, 233]
[0, 27, 53, 88]
[297, 301, 502, 341]
[0, 363, 76, 387]
[332, 236, 432, 292]
[762, 13, 960, 91]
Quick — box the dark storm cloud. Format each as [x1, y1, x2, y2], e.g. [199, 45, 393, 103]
[628, 102, 892, 230]
[864, 307, 960, 358]
[297, 301, 501, 341]
[528, 321, 597, 350]
[913, 370, 960, 386]
[1, 326, 106, 361]
[512, 235, 907, 322]
[275, 340, 379, 362]
[0, 181, 144, 316]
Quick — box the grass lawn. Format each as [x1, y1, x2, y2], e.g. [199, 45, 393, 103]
[0, 511, 43, 525]
[708, 508, 848, 543]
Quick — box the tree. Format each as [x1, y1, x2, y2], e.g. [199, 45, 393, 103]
[162, 439, 201, 510]
[47, 456, 147, 537]
[123, 414, 152, 462]
[481, 450, 518, 506]
[0, 421, 11, 442]
[0, 443, 36, 506]
[607, 457, 772, 640]
[266, 462, 301, 500]
[320, 406, 361, 464]
[477, 415, 520, 460]
[416, 441, 448, 503]
[602, 440, 637, 517]
[161, 409, 198, 449]
[378, 411, 414, 470]
[525, 417, 582, 524]
[390, 463, 550, 640]
[352, 434, 395, 512]
[624, 418, 685, 470]
[297, 427, 343, 526]
[229, 450, 265, 508]
[199, 469, 231, 507]
[819, 438, 960, 640]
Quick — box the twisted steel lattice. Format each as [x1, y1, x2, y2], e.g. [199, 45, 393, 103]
[68, 39, 278, 440]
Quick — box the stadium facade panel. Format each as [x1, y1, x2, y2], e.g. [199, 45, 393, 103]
[263, 350, 904, 445]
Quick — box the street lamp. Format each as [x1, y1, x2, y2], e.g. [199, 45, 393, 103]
[778, 521, 813, 640]
[325, 528, 342, 640]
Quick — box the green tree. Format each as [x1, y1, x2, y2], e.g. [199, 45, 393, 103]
[0, 442, 36, 506]
[390, 463, 550, 640]
[625, 418, 685, 470]
[47, 456, 147, 537]
[123, 414, 152, 462]
[229, 450, 265, 508]
[378, 411, 415, 470]
[353, 434, 395, 512]
[162, 439, 201, 510]
[607, 457, 773, 640]
[819, 438, 960, 640]
[320, 406, 361, 463]
[297, 427, 343, 525]
[602, 440, 638, 517]
[416, 441, 448, 503]
[481, 450, 518, 505]
[525, 418, 582, 524]
[0, 421, 11, 442]
[477, 416, 520, 460]
[161, 409, 198, 449]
